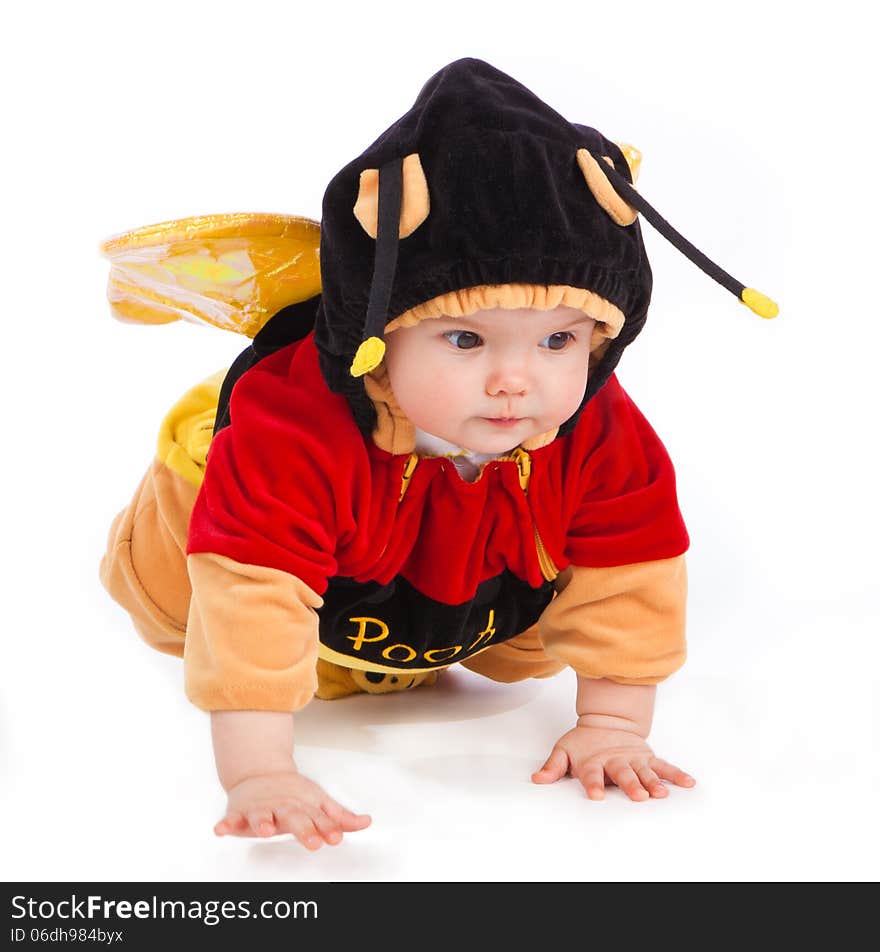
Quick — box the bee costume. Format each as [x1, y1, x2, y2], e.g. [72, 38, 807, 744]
[99, 58, 777, 708]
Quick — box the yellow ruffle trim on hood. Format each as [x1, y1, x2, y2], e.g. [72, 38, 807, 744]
[384, 283, 625, 347]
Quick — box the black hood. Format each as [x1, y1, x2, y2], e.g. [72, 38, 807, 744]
[313, 57, 650, 440]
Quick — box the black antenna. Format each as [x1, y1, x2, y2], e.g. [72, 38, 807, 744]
[598, 154, 778, 319]
[350, 156, 404, 377]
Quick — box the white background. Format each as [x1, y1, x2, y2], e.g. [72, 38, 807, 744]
[2, 0, 877, 883]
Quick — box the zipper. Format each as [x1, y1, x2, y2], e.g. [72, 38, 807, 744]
[533, 524, 559, 582]
[375, 454, 421, 565]
[509, 447, 559, 583]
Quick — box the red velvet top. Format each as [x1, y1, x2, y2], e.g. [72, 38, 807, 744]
[187, 331, 689, 671]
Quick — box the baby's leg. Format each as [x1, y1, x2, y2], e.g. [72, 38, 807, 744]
[99, 457, 198, 658]
[459, 624, 565, 682]
[100, 370, 223, 656]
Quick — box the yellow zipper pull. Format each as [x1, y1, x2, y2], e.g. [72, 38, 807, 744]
[399, 453, 420, 501]
[510, 447, 531, 493]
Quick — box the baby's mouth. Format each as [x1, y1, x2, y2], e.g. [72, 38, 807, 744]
[484, 416, 524, 427]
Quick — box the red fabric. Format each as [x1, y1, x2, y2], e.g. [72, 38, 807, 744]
[551, 373, 690, 568]
[187, 332, 689, 601]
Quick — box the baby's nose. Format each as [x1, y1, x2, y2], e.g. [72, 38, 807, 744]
[485, 368, 529, 396]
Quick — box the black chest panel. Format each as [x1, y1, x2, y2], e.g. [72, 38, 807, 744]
[318, 570, 556, 670]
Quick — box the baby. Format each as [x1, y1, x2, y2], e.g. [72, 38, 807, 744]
[207, 300, 693, 848]
[100, 57, 775, 850]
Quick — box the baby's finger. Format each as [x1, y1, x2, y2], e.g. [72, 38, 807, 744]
[277, 809, 324, 851]
[531, 747, 569, 784]
[574, 763, 606, 800]
[606, 762, 650, 801]
[307, 806, 345, 846]
[214, 811, 245, 837]
[633, 763, 668, 798]
[216, 811, 251, 837]
[247, 809, 278, 838]
[322, 799, 372, 831]
[651, 758, 696, 788]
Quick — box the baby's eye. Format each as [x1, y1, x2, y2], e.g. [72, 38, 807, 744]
[444, 330, 482, 349]
[540, 331, 574, 351]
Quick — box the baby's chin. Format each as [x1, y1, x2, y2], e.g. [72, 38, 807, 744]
[452, 417, 550, 454]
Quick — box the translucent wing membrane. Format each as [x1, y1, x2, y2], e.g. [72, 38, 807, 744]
[101, 212, 321, 337]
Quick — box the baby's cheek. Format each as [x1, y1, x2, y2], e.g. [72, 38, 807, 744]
[420, 375, 468, 416]
[397, 384, 456, 434]
[548, 376, 588, 425]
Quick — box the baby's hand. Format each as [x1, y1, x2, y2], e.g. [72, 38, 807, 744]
[531, 725, 695, 802]
[215, 769, 372, 848]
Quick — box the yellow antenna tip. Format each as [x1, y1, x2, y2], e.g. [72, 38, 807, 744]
[741, 288, 779, 319]
[350, 336, 386, 377]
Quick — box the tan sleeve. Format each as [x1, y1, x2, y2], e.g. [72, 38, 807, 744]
[536, 555, 687, 685]
[459, 623, 566, 683]
[184, 552, 324, 713]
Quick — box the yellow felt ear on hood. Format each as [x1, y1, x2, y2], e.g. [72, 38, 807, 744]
[576, 148, 639, 226]
[614, 142, 642, 184]
[353, 153, 430, 239]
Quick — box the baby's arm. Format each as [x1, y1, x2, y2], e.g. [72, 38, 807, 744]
[211, 710, 371, 847]
[533, 557, 695, 801]
[182, 554, 369, 845]
[532, 676, 695, 800]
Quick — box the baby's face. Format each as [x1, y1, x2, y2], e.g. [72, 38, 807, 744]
[382, 305, 596, 454]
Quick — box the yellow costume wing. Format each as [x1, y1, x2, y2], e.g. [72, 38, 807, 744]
[100, 212, 321, 338]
